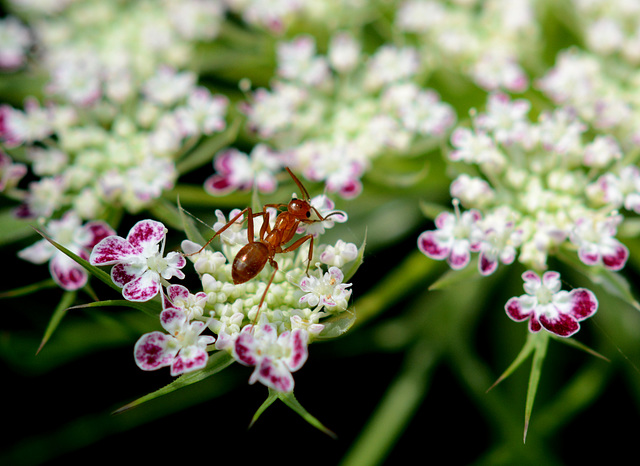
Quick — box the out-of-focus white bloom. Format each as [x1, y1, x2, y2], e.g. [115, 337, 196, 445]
[0, 16, 32, 69]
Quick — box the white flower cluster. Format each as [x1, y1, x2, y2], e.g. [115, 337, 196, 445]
[394, 0, 538, 93]
[419, 92, 633, 274]
[175, 205, 358, 391]
[538, 48, 640, 149]
[2, 67, 227, 219]
[572, 0, 640, 62]
[183, 207, 356, 343]
[223, 0, 378, 33]
[243, 33, 456, 198]
[0, 16, 32, 70]
[1, 0, 228, 221]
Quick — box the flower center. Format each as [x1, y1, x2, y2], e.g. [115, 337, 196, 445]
[147, 254, 167, 272]
[535, 286, 553, 305]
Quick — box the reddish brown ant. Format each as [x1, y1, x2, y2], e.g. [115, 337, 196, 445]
[189, 167, 342, 321]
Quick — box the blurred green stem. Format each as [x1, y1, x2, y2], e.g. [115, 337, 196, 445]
[352, 249, 437, 329]
[339, 339, 440, 466]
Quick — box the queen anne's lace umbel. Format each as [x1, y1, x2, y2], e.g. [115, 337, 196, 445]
[418, 91, 633, 336]
[88, 202, 356, 392]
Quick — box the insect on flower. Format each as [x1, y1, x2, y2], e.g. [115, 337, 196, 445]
[189, 167, 343, 320]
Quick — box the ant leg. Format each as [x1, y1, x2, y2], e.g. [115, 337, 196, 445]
[185, 207, 265, 256]
[245, 207, 255, 243]
[281, 234, 315, 276]
[253, 258, 278, 325]
[186, 207, 249, 256]
[259, 205, 273, 239]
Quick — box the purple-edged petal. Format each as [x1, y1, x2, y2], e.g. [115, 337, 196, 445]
[50, 253, 88, 291]
[540, 312, 580, 337]
[417, 230, 450, 260]
[170, 347, 208, 376]
[204, 173, 236, 195]
[541, 271, 561, 293]
[505, 297, 530, 322]
[252, 357, 294, 392]
[126, 220, 166, 251]
[162, 251, 187, 279]
[122, 272, 161, 302]
[601, 242, 628, 271]
[167, 283, 190, 302]
[434, 211, 452, 230]
[110, 262, 140, 287]
[478, 252, 498, 276]
[90, 236, 137, 265]
[522, 270, 542, 294]
[448, 240, 471, 270]
[528, 314, 542, 333]
[578, 247, 600, 266]
[82, 221, 116, 249]
[285, 329, 308, 372]
[234, 331, 258, 366]
[160, 307, 187, 334]
[134, 331, 178, 370]
[568, 288, 598, 320]
[337, 178, 362, 199]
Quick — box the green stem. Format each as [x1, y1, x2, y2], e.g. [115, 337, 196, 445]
[339, 340, 439, 466]
[352, 249, 437, 329]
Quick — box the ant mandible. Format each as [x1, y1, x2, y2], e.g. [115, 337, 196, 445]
[190, 167, 342, 320]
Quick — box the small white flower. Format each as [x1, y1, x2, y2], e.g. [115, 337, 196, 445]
[142, 66, 196, 106]
[90, 220, 186, 302]
[583, 135, 621, 168]
[328, 32, 361, 73]
[299, 266, 352, 311]
[364, 45, 420, 90]
[277, 35, 330, 87]
[0, 16, 32, 69]
[319, 239, 358, 268]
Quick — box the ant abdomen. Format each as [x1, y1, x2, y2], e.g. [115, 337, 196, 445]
[232, 242, 270, 284]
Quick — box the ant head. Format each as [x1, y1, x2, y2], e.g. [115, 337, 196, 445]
[284, 167, 325, 222]
[288, 198, 321, 221]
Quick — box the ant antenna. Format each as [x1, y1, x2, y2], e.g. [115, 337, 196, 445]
[285, 167, 311, 200]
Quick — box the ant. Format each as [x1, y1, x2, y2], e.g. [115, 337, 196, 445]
[189, 167, 342, 321]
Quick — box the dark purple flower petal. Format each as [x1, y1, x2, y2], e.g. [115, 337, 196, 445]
[167, 284, 189, 303]
[126, 220, 166, 251]
[601, 242, 628, 271]
[568, 288, 598, 320]
[90, 236, 137, 265]
[417, 231, 450, 260]
[50, 254, 88, 291]
[204, 174, 236, 195]
[256, 357, 294, 392]
[529, 314, 542, 333]
[110, 263, 138, 287]
[578, 248, 600, 266]
[122, 272, 161, 302]
[338, 178, 362, 199]
[448, 243, 470, 269]
[170, 348, 208, 376]
[235, 331, 258, 366]
[82, 221, 116, 249]
[505, 297, 529, 322]
[134, 331, 177, 370]
[286, 329, 308, 372]
[160, 307, 187, 334]
[540, 312, 580, 337]
[478, 252, 498, 275]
